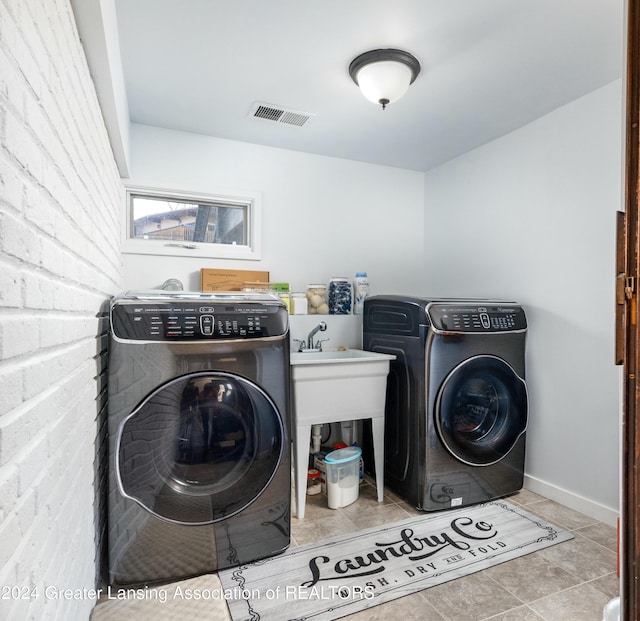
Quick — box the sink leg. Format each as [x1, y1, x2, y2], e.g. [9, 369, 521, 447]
[295, 424, 312, 519]
[371, 417, 385, 503]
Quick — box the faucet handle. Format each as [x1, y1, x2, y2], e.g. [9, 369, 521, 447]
[293, 339, 306, 352]
[314, 338, 330, 352]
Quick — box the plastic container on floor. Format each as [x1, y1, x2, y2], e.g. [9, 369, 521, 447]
[306, 468, 322, 495]
[324, 446, 362, 509]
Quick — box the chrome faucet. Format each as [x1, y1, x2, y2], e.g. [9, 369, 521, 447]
[307, 321, 327, 350]
[294, 321, 328, 352]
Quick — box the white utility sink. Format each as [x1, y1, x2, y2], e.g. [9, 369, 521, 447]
[290, 348, 395, 518]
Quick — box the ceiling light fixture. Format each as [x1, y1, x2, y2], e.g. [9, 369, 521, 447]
[349, 48, 421, 110]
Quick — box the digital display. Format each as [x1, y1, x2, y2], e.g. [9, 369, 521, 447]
[111, 302, 287, 341]
[428, 304, 526, 333]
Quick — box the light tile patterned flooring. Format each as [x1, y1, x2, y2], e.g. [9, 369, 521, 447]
[92, 481, 619, 621]
[296, 479, 619, 621]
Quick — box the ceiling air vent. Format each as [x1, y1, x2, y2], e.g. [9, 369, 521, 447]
[249, 102, 314, 127]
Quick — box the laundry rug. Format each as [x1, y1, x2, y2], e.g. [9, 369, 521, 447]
[218, 500, 574, 621]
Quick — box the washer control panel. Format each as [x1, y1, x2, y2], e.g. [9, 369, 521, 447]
[111, 301, 288, 341]
[427, 303, 526, 333]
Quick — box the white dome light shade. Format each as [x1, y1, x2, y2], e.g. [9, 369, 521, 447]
[349, 49, 421, 110]
[355, 61, 413, 106]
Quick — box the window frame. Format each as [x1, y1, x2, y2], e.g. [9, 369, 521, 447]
[122, 184, 262, 260]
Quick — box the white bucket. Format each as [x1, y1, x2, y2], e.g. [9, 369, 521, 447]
[602, 597, 620, 621]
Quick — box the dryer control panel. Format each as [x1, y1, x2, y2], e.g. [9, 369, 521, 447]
[111, 301, 288, 341]
[427, 303, 527, 334]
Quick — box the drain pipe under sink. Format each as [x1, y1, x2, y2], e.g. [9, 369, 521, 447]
[311, 424, 323, 453]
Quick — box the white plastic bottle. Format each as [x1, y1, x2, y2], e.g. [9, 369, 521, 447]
[353, 272, 369, 315]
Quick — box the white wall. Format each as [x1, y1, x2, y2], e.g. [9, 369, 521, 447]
[423, 81, 623, 522]
[123, 124, 425, 298]
[0, 1, 123, 619]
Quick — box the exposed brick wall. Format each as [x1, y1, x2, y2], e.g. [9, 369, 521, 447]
[0, 0, 123, 619]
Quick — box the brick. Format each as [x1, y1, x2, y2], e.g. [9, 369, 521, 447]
[39, 315, 67, 349]
[0, 314, 39, 359]
[0, 365, 23, 416]
[40, 158, 72, 217]
[0, 143, 26, 214]
[2, 0, 24, 26]
[21, 76, 46, 139]
[3, 103, 45, 180]
[0, 208, 42, 266]
[12, 509, 46, 582]
[0, 512, 21, 569]
[0, 464, 19, 522]
[24, 181, 55, 235]
[0, 396, 54, 468]
[0, 412, 18, 467]
[21, 352, 60, 402]
[23, 277, 46, 310]
[14, 486, 36, 536]
[10, 16, 43, 102]
[32, 461, 56, 519]
[0, 258, 23, 307]
[38, 235, 64, 275]
[16, 434, 47, 496]
[51, 208, 80, 252]
[0, 5, 18, 63]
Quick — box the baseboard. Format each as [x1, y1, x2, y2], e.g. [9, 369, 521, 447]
[524, 474, 619, 527]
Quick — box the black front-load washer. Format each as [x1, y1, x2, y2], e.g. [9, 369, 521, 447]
[363, 295, 528, 511]
[107, 291, 290, 585]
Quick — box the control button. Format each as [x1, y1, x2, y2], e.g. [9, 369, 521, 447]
[200, 306, 215, 313]
[200, 315, 214, 336]
[480, 313, 490, 329]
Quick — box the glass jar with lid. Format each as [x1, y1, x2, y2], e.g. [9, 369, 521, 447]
[291, 293, 308, 314]
[328, 277, 352, 314]
[306, 284, 328, 314]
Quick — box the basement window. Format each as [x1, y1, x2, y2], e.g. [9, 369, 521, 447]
[123, 186, 262, 260]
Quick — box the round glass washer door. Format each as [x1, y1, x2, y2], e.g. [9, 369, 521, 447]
[115, 371, 284, 525]
[435, 355, 528, 466]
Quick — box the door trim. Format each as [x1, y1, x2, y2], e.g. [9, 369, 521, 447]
[622, 1, 640, 618]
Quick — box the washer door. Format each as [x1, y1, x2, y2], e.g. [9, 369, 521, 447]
[115, 372, 284, 525]
[435, 355, 528, 466]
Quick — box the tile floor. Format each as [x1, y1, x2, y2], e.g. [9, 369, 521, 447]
[295, 480, 619, 621]
[92, 481, 619, 621]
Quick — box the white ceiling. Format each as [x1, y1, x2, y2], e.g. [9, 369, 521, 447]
[107, 0, 624, 172]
